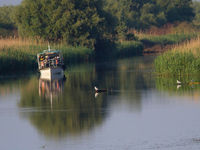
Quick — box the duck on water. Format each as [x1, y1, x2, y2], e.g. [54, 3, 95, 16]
[94, 86, 107, 93]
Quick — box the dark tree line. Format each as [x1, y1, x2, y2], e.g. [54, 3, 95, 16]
[0, 6, 15, 29]
[14, 0, 114, 48]
[104, 0, 194, 30]
[0, 0, 196, 48]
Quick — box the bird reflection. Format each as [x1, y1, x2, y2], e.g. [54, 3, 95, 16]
[95, 92, 99, 98]
[177, 85, 181, 89]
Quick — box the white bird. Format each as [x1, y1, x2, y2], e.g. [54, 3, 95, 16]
[94, 86, 107, 93]
[94, 86, 98, 91]
[177, 80, 181, 84]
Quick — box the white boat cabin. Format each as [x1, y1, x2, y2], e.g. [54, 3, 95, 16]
[37, 49, 65, 80]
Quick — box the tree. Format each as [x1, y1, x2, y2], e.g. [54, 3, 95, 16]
[157, 0, 194, 23]
[192, 1, 200, 26]
[15, 0, 112, 48]
[0, 6, 16, 29]
[140, 2, 167, 29]
[104, 0, 195, 30]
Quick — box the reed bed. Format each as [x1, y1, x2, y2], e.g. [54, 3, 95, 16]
[140, 33, 197, 46]
[171, 37, 200, 55]
[0, 37, 47, 49]
[154, 37, 200, 75]
[133, 22, 198, 37]
[0, 37, 144, 73]
[0, 38, 94, 73]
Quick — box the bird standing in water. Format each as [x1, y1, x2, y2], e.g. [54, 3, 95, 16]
[94, 86, 107, 93]
[177, 80, 181, 85]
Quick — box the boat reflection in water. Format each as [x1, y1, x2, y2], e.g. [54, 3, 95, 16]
[18, 76, 106, 138]
[39, 77, 64, 107]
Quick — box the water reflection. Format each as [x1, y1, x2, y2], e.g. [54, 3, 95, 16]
[155, 76, 200, 100]
[1, 57, 200, 150]
[0, 57, 200, 150]
[0, 77, 30, 96]
[17, 57, 154, 138]
[19, 74, 107, 138]
[39, 78, 64, 107]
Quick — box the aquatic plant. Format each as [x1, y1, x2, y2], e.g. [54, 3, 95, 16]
[154, 37, 200, 75]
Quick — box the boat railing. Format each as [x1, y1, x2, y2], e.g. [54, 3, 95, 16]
[39, 57, 63, 70]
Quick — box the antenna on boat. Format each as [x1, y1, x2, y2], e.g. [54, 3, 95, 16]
[48, 42, 50, 51]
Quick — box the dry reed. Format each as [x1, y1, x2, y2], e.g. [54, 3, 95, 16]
[0, 37, 47, 50]
[171, 36, 200, 56]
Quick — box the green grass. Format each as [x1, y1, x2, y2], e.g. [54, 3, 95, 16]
[0, 45, 94, 73]
[116, 41, 144, 58]
[154, 51, 200, 76]
[0, 39, 144, 73]
[140, 33, 197, 46]
[0, 32, 196, 74]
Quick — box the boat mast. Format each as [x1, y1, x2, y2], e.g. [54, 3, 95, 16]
[48, 42, 50, 51]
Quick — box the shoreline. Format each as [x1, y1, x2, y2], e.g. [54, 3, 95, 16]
[0, 33, 196, 74]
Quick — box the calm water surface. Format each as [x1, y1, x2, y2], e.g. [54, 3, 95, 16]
[1, 56, 200, 150]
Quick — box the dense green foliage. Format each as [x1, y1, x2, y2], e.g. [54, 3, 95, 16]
[0, 0, 198, 72]
[0, 6, 15, 29]
[13, 0, 195, 48]
[0, 6, 16, 37]
[14, 0, 114, 49]
[193, 1, 200, 27]
[154, 51, 200, 75]
[104, 0, 194, 30]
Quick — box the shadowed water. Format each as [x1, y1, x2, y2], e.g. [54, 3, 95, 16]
[0, 56, 200, 150]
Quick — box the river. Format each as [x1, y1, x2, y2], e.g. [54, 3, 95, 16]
[0, 56, 200, 150]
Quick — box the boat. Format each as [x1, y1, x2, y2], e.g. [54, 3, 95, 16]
[37, 46, 65, 80]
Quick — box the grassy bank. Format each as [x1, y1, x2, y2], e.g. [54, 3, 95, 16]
[0, 38, 144, 73]
[140, 33, 197, 46]
[116, 41, 143, 58]
[154, 37, 200, 76]
[134, 22, 199, 53]
[0, 28, 197, 74]
[0, 38, 94, 73]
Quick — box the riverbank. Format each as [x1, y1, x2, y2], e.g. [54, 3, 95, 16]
[140, 33, 197, 54]
[136, 22, 199, 54]
[0, 31, 196, 73]
[154, 37, 200, 76]
[0, 39, 94, 73]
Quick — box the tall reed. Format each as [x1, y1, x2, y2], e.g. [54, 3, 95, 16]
[0, 38, 94, 73]
[154, 37, 200, 75]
